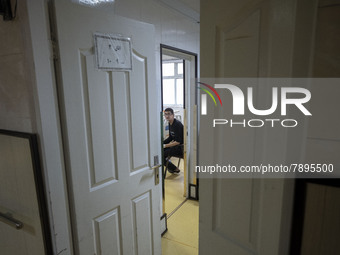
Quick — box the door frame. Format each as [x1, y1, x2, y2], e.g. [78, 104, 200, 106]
[160, 44, 199, 201]
[26, 1, 74, 254]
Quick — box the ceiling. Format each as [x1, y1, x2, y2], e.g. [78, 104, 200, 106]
[179, 0, 200, 13]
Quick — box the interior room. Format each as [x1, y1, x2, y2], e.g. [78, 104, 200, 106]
[162, 53, 186, 215]
[161, 48, 199, 254]
[0, 0, 339, 254]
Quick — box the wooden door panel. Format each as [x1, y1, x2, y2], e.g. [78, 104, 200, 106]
[79, 50, 118, 188]
[93, 208, 122, 255]
[54, 1, 161, 254]
[132, 192, 154, 254]
[129, 52, 150, 172]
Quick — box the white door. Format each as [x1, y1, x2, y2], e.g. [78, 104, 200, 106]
[53, 1, 161, 254]
[199, 0, 307, 254]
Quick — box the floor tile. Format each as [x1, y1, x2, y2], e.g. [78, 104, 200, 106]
[162, 237, 198, 255]
[164, 158, 186, 213]
[162, 157, 199, 255]
[164, 200, 199, 249]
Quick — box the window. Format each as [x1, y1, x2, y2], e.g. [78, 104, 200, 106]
[162, 60, 184, 106]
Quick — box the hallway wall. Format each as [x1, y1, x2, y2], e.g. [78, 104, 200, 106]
[0, 1, 36, 133]
[114, 0, 199, 54]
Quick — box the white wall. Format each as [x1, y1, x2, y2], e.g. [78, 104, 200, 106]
[114, 0, 199, 53]
[0, 1, 36, 133]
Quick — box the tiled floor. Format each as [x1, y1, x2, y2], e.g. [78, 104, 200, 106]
[162, 158, 199, 255]
[162, 200, 199, 255]
[164, 160, 186, 214]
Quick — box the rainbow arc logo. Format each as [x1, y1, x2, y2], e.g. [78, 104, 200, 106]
[197, 82, 223, 115]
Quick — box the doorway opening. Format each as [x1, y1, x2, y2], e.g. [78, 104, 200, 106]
[160, 44, 199, 254]
[162, 53, 186, 216]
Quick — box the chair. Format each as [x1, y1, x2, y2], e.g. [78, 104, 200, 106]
[163, 145, 184, 178]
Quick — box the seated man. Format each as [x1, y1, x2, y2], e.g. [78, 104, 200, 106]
[163, 108, 183, 174]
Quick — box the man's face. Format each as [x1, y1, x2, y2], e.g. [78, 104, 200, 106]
[164, 111, 174, 122]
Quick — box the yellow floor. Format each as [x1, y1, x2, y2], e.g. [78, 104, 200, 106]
[162, 158, 199, 255]
[164, 157, 186, 213]
[162, 200, 199, 255]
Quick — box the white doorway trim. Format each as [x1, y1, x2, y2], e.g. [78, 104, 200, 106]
[160, 44, 199, 201]
[26, 1, 73, 254]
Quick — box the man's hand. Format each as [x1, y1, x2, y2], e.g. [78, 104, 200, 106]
[163, 141, 180, 148]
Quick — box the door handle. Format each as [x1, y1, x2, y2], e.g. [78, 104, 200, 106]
[0, 211, 23, 230]
[152, 156, 161, 185]
[151, 164, 161, 185]
[151, 164, 162, 170]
